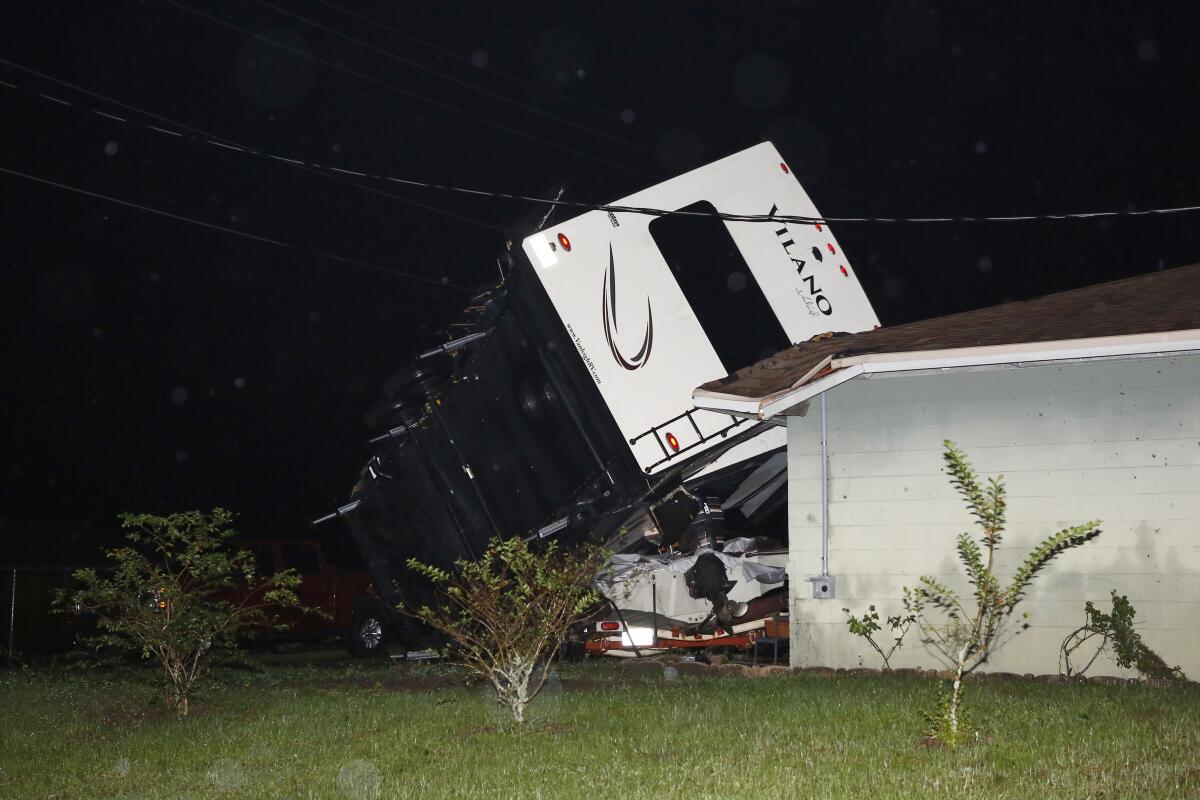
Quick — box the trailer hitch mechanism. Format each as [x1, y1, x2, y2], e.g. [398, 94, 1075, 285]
[681, 499, 748, 635]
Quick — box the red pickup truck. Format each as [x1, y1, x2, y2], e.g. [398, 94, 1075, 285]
[235, 538, 394, 657]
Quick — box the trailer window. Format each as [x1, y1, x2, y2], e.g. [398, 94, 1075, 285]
[649, 201, 790, 372]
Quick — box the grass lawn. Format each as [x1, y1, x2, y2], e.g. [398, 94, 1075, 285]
[1, 658, 1197, 799]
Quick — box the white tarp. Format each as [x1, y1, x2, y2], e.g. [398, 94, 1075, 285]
[596, 549, 787, 624]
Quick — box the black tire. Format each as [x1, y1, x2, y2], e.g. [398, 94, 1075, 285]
[347, 598, 393, 659]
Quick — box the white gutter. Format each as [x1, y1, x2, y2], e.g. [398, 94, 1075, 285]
[693, 328, 1200, 420]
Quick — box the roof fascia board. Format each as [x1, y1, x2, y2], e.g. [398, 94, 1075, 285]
[692, 354, 836, 417]
[692, 328, 1200, 420]
[759, 365, 863, 419]
[835, 329, 1200, 375]
[689, 390, 761, 415]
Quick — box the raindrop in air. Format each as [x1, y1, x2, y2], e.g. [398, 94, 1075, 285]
[103, 141, 119, 156]
[336, 760, 381, 799]
[170, 386, 188, 405]
[731, 52, 791, 111]
[882, 276, 905, 300]
[977, 256, 994, 273]
[38, 265, 96, 324]
[234, 28, 314, 111]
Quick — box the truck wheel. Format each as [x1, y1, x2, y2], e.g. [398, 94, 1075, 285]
[347, 600, 392, 658]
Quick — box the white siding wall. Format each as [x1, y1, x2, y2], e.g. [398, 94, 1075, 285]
[787, 353, 1200, 677]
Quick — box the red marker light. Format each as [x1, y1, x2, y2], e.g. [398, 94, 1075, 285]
[780, 162, 790, 174]
[840, 265, 848, 276]
[599, 621, 621, 632]
[665, 432, 680, 452]
[557, 232, 571, 252]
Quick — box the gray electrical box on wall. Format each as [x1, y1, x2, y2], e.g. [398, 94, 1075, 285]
[808, 575, 836, 599]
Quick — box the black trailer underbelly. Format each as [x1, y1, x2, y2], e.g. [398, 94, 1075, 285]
[342, 257, 650, 611]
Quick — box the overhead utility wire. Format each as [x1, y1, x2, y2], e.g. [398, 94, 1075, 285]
[0, 164, 472, 290]
[0, 59, 502, 233]
[161, 0, 656, 179]
[311, 0, 679, 142]
[7, 73, 1199, 228]
[248, 0, 677, 168]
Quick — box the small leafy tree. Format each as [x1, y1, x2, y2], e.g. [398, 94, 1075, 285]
[904, 440, 1101, 746]
[843, 605, 916, 670]
[57, 509, 301, 716]
[1060, 591, 1187, 681]
[407, 537, 604, 724]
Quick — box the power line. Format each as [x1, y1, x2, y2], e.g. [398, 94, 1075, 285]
[160, 0, 656, 180]
[0, 58, 504, 234]
[0, 164, 473, 291]
[7, 70, 1200, 228]
[247, 0, 676, 168]
[311, 0, 680, 143]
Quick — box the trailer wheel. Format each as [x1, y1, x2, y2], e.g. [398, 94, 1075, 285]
[347, 598, 393, 658]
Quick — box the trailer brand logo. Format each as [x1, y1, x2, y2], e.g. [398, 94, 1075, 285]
[768, 204, 833, 316]
[601, 245, 654, 370]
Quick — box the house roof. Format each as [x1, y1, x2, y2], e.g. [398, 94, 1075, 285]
[694, 263, 1200, 418]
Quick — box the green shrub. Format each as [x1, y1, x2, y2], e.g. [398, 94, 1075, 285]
[407, 537, 604, 724]
[904, 440, 1101, 746]
[843, 605, 915, 671]
[56, 509, 301, 716]
[1060, 591, 1187, 681]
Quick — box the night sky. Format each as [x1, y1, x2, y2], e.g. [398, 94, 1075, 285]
[3, 2, 1198, 562]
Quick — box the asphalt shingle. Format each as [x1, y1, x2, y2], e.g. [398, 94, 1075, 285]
[698, 263, 1200, 400]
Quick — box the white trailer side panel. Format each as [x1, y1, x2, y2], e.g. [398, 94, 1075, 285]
[522, 142, 879, 476]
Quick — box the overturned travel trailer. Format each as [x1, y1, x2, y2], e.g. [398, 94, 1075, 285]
[320, 142, 879, 656]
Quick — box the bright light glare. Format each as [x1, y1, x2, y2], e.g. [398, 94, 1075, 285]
[620, 627, 655, 647]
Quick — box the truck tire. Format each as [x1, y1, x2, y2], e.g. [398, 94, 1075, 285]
[347, 598, 393, 659]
